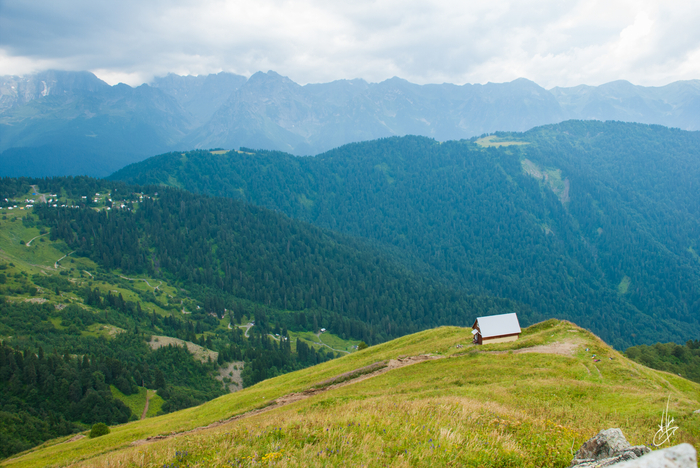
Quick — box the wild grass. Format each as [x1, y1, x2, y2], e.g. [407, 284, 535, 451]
[111, 386, 149, 418]
[290, 331, 358, 354]
[111, 386, 165, 420]
[82, 323, 124, 339]
[618, 276, 631, 295]
[476, 135, 529, 148]
[147, 390, 165, 418]
[5, 321, 700, 467]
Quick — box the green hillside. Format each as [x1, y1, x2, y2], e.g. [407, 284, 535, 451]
[110, 121, 700, 349]
[24, 176, 538, 342]
[0, 177, 534, 458]
[0, 180, 358, 457]
[4, 319, 700, 467]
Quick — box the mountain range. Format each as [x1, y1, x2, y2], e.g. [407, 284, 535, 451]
[2, 70, 700, 176]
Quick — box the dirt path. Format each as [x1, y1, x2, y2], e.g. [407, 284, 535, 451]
[30, 185, 47, 203]
[120, 276, 161, 291]
[484, 341, 580, 357]
[130, 354, 441, 447]
[26, 233, 47, 246]
[141, 391, 152, 420]
[513, 341, 579, 356]
[54, 251, 75, 269]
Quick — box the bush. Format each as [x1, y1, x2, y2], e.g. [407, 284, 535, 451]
[89, 422, 110, 438]
[357, 341, 368, 351]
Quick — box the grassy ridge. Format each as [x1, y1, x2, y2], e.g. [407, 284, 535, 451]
[5, 320, 700, 467]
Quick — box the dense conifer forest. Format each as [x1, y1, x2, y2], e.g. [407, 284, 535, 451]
[0, 176, 533, 457]
[111, 121, 700, 349]
[3, 119, 700, 457]
[32, 179, 535, 340]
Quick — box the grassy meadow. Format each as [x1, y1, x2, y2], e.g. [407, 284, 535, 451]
[4, 319, 700, 467]
[110, 386, 166, 420]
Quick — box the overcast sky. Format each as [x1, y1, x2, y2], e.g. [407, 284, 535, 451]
[1, 0, 699, 88]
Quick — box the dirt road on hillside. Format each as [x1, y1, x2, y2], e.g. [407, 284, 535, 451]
[130, 354, 441, 447]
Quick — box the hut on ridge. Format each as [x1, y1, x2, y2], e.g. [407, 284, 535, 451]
[472, 313, 521, 345]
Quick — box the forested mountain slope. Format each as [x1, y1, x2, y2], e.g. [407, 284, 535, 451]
[32, 180, 533, 341]
[111, 121, 700, 349]
[1, 177, 535, 457]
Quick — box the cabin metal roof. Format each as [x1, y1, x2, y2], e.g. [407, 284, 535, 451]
[473, 313, 521, 338]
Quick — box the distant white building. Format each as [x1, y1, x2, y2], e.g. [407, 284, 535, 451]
[472, 313, 521, 345]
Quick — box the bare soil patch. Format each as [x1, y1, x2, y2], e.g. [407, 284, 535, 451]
[216, 361, 244, 392]
[24, 298, 48, 304]
[485, 340, 580, 357]
[148, 335, 218, 363]
[514, 341, 579, 356]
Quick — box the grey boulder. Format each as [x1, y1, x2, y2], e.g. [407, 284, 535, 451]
[571, 428, 650, 466]
[613, 443, 697, 468]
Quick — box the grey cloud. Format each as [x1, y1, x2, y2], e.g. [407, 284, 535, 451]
[1, 0, 699, 87]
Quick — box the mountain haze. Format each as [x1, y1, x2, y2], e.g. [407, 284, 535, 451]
[3, 70, 700, 176]
[0, 71, 192, 177]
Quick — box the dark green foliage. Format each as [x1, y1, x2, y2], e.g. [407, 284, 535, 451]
[35, 183, 536, 343]
[110, 122, 700, 348]
[626, 340, 700, 383]
[0, 177, 32, 201]
[0, 295, 229, 457]
[89, 422, 110, 438]
[0, 341, 130, 455]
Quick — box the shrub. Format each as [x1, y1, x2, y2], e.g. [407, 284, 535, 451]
[89, 423, 110, 438]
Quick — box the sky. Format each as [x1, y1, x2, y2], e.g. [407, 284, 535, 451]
[1, 0, 699, 88]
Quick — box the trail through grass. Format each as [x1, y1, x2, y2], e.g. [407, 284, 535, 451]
[5, 320, 700, 467]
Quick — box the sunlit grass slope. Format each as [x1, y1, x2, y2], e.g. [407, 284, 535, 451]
[5, 320, 700, 467]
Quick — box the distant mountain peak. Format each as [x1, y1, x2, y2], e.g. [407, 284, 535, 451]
[4, 70, 700, 177]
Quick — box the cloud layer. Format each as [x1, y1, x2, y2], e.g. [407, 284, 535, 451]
[1, 0, 699, 87]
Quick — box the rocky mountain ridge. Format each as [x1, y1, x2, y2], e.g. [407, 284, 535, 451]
[2, 70, 700, 176]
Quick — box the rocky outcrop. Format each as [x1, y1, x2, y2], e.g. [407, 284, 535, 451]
[570, 428, 650, 466]
[570, 429, 696, 468]
[614, 444, 697, 468]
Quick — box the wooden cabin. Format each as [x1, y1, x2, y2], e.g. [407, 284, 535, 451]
[472, 313, 521, 345]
